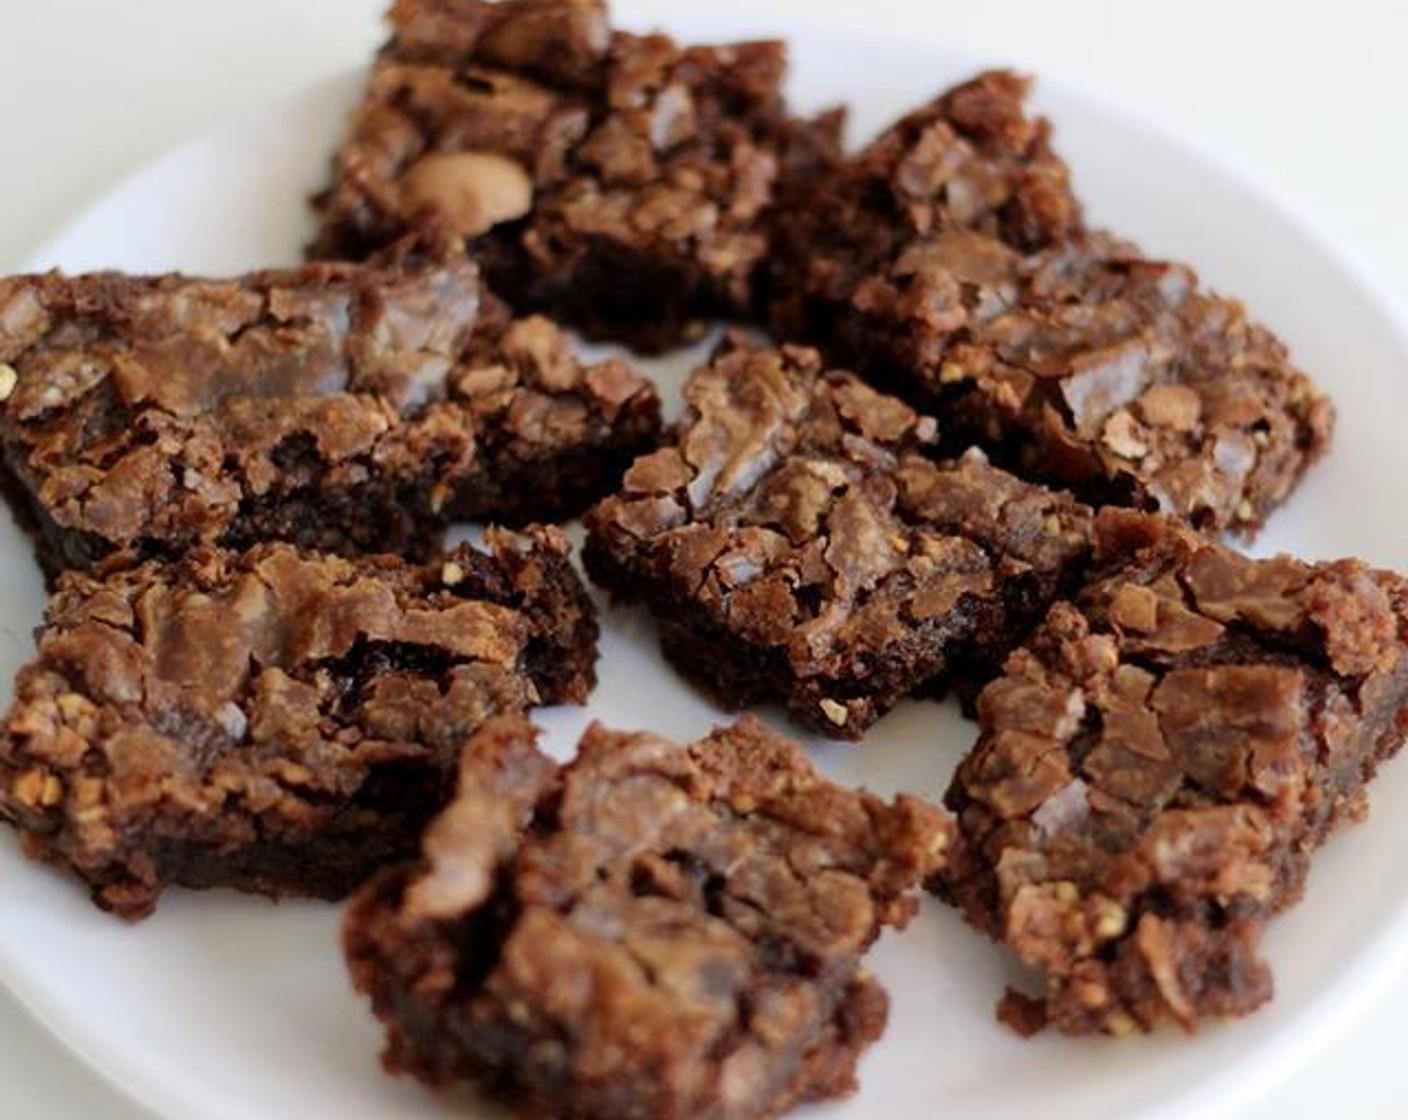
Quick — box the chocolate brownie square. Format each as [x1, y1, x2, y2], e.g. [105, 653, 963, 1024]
[820, 230, 1335, 535]
[767, 70, 1082, 347]
[345, 714, 951, 1119]
[0, 526, 596, 919]
[939, 511, 1408, 1034]
[0, 251, 659, 576]
[767, 70, 1332, 535]
[310, 0, 843, 350]
[584, 339, 1095, 739]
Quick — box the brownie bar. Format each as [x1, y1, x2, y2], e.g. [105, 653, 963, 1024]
[310, 0, 843, 351]
[767, 70, 1082, 347]
[822, 230, 1335, 535]
[345, 714, 951, 1120]
[767, 70, 1332, 535]
[0, 526, 596, 919]
[0, 251, 659, 576]
[584, 338, 1095, 739]
[939, 511, 1408, 1034]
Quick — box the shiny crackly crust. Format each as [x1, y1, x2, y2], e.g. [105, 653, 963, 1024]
[0, 526, 597, 920]
[344, 714, 951, 1120]
[0, 251, 660, 576]
[583, 337, 1094, 739]
[938, 511, 1408, 1035]
[310, 0, 844, 351]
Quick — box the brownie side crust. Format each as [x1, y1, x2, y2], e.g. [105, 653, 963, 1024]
[310, 0, 843, 351]
[0, 253, 660, 576]
[583, 338, 1094, 739]
[938, 511, 1408, 1034]
[345, 714, 951, 1120]
[0, 526, 597, 919]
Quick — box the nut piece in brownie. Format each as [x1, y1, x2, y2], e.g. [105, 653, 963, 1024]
[939, 511, 1408, 1034]
[820, 230, 1335, 536]
[0, 252, 659, 576]
[584, 339, 1095, 739]
[310, 0, 843, 351]
[767, 70, 1082, 347]
[345, 714, 951, 1120]
[0, 526, 596, 919]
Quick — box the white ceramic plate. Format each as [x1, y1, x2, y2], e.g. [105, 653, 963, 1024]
[4, 12, 1408, 1120]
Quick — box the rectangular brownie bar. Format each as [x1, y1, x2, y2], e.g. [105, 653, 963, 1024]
[767, 72, 1333, 535]
[0, 250, 659, 576]
[310, 0, 843, 351]
[0, 526, 596, 919]
[939, 511, 1408, 1034]
[344, 714, 951, 1120]
[584, 338, 1095, 739]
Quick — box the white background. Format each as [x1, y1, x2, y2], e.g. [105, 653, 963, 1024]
[0, 0, 1405, 1116]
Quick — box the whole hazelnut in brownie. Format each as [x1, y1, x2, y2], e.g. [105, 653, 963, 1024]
[584, 337, 1094, 738]
[939, 511, 1408, 1034]
[0, 250, 659, 576]
[0, 527, 596, 919]
[310, 0, 843, 351]
[345, 714, 951, 1120]
[766, 70, 1332, 535]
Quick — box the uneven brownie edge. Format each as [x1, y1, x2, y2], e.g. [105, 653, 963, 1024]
[582, 337, 1095, 739]
[936, 511, 1408, 1035]
[308, 0, 845, 352]
[344, 714, 952, 1120]
[0, 252, 661, 578]
[0, 527, 597, 919]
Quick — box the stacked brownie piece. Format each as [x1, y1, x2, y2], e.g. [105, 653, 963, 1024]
[4, 0, 1408, 1116]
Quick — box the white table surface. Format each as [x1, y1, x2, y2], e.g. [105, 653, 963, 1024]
[0, 1, 1405, 1116]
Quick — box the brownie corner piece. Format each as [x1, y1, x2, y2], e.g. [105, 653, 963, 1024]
[311, 0, 844, 350]
[584, 338, 1095, 738]
[344, 713, 951, 1119]
[0, 528, 597, 919]
[939, 511, 1408, 1034]
[0, 254, 660, 576]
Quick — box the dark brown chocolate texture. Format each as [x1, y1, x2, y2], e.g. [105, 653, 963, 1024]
[0, 527, 597, 919]
[344, 714, 951, 1120]
[939, 511, 1408, 1034]
[310, 0, 843, 350]
[767, 71, 1332, 535]
[584, 338, 1095, 738]
[0, 251, 660, 576]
